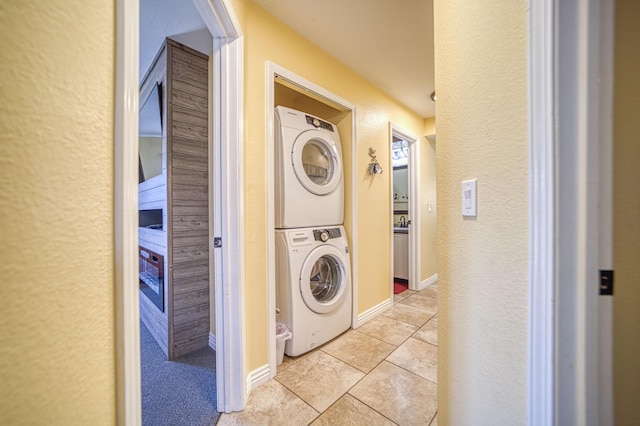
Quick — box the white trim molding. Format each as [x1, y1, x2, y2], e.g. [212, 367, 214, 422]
[354, 298, 393, 328]
[246, 364, 271, 394]
[208, 332, 217, 351]
[193, 0, 242, 39]
[528, 0, 555, 424]
[420, 274, 438, 290]
[115, 0, 141, 423]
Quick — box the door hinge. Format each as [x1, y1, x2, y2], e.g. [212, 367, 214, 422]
[213, 237, 222, 248]
[599, 270, 614, 295]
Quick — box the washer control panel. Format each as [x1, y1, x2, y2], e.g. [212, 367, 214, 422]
[306, 115, 334, 132]
[313, 227, 342, 242]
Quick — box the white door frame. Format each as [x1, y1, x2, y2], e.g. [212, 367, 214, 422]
[114, 0, 247, 422]
[528, 0, 614, 424]
[266, 62, 357, 376]
[389, 124, 421, 294]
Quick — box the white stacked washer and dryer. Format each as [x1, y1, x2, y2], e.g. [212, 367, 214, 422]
[274, 106, 352, 357]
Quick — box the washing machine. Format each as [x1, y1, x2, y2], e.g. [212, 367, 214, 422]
[275, 225, 351, 356]
[275, 106, 344, 228]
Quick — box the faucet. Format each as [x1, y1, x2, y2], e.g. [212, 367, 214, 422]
[399, 216, 406, 227]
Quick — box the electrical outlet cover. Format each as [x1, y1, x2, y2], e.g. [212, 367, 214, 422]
[461, 179, 477, 217]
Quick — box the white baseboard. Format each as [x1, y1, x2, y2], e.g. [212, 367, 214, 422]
[209, 332, 216, 351]
[354, 298, 393, 328]
[420, 273, 438, 290]
[246, 364, 270, 395]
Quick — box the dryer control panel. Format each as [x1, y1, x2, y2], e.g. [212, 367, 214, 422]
[306, 115, 334, 132]
[313, 227, 342, 242]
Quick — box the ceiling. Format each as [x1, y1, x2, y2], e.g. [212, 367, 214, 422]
[252, 0, 435, 118]
[140, 0, 435, 118]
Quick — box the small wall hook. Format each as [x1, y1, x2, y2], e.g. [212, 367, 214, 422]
[367, 147, 383, 175]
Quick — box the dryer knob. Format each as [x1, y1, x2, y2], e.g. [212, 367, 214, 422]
[320, 231, 329, 242]
[312, 118, 321, 128]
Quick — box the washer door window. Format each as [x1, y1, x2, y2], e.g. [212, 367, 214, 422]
[292, 130, 342, 196]
[299, 246, 347, 314]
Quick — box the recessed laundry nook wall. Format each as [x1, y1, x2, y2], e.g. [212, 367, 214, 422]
[240, 0, 426, 380]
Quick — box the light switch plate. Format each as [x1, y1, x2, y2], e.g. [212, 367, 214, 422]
[462, 179, 477, 217]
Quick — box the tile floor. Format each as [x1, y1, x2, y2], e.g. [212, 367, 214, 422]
[217, 283, 438, 426]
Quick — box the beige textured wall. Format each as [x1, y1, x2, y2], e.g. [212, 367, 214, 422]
[0, 1, 116, 424]
[242, 1, 424, 371]
[434, 0, 528, 423]
[421, 117, 437, 281]
[613, 0, 640, 423]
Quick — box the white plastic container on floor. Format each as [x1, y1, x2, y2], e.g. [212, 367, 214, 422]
[276, 322, 292, 365]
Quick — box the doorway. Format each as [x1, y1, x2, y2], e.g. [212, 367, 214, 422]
[115, 0, 246, 421]
[137, 29, 217, 423]
[391, 137, 410, 294]
[389, 125, 420, 296]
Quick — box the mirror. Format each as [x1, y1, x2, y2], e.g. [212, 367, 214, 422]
[392, 139, 409, 213]
[139, 82, 163, 183]
[393, 166, 409, 212]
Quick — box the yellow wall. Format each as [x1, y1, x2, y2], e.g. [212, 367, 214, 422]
[421, 117, 437, 281]
[0, 1, 116, 424]
[434, 0, 528, 423]
[613, 0, 640, 423]
[241, 1, 424, 371]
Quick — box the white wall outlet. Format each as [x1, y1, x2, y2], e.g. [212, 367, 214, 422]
[461, 179, 477, 217]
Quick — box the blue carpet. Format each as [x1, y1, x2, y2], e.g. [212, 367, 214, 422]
[141, 321, 219, 425]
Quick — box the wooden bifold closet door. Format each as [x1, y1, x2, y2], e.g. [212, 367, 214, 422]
[166, 39, 210, 360]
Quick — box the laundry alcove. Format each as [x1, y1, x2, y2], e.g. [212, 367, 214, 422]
[267, 65, 357, 376]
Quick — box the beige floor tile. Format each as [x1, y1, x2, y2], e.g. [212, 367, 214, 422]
[413, 316, 438, 346]
[310, 394, 396, 426]
[276, 350, 365, 413]
[382, 303, 435, 327]
[399, 293, 438, 315]
[321, 330, 396, 373]
[349, 361, 437, 425]
[393, 289, 414, 304]
[276, 354, 296, 374]
[419, 286, 438, 300]
[217, 379, 318, 425]
[387, 337, 437, 383]
[278, 342, 325, 372]
[356, 315, 418, 346]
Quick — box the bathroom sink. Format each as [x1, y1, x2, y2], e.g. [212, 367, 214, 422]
[393, 227, 408, 234]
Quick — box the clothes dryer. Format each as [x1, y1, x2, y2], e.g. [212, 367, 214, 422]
[275, 226, 351, 356]
[275, 106, 344, 228]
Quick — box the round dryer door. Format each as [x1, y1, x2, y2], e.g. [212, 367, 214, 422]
[299, 245, 348, 314]
[291, 130, 342, 196]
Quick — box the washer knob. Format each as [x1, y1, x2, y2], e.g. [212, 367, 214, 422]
[313, 118, 321, 128]
[320, 231, 329, 242]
